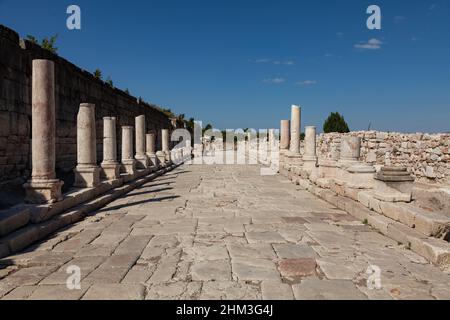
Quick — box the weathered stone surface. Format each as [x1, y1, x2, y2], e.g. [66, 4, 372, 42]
[190, 260, 231, 281]
[261, 281, 294, 300]
[292, 278, 367, 300]
[1, 164, 449, 300]
[278, 259, 317, 280]
[83, 284, 145, 300]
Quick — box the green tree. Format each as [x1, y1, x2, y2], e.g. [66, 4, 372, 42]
[26, 34, 58, 54]
[93, 69, 103, 80]
[106, 76, 114, 87]
[323, 112, 350, 133]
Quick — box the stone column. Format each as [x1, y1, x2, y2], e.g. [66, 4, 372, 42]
[303, 126, 318, 172]
[146, 132, 158, 168]
[24, 60, 64, 204]
[121, 126, 136, 175]
[101, 117, 120, 180]
[289, 105, 301, 154]
[162, 129, 171, 163]
[304, 126, 317, 161]
[74, 103, 100, 188]
[280, 120, 290, 150]
[135, 115, 148, 169]
[340, 136, 361, 162]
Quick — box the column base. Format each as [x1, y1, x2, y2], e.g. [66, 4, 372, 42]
[135, 155, 149, 169]
[23, 179, 64, 204]
[286, 152, 303, 165]
[74, 166, 101, 188]
[101, 162, 121, 180]
[122, 159, 137, 175]
[147, 154, 159, 167]
[157, 151, 167, 167]
[303, 157, 318, 172]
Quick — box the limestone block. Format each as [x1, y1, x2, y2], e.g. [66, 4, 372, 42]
[0, 207, 30, 237]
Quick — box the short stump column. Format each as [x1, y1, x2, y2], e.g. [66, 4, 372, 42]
[303, 126, 318, 172]
[146, 132, 158, 168]
[101, 117, 120, 180]
[24, 59, 64, 204]
[340, 136, 361, 164]
[135, 115, 149, 169]
[74, 103, 100, 188]
[121, 126, 136, 175]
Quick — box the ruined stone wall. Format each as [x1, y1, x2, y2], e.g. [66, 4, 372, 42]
[0, 25, 172, 188]
[316, 131, 450, 184]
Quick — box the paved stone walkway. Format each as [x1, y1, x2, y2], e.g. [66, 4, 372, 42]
[1, 165, 450, 300]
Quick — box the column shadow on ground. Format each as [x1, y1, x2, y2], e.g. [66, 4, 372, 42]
[96, 195, 181, 213]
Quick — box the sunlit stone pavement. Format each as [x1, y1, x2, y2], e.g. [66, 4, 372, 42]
[1, 164, 449, 300]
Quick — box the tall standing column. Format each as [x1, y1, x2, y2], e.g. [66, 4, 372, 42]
[289, 105, 301, 154]
[73, 103, 100, 188]
[121, 126, 136, 175]
[101, 117, 120, 180]
[135, 115, 149, 169]
[280, 120, 290, 150]
[24, 60, 63, 203]
[162, 129, 171, 163]
[146, 132, 158, 168]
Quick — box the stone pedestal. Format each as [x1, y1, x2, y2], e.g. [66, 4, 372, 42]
[135, 115, 149, 169]
[156, 151, 167, 167]
[24, 60, 63, 204]
[74, 103, 100, 188]
[122, 126, 136, 175]
[101, 117, 120, 180]
[374, 166, 415, 202]
[345, 164, 376, 189]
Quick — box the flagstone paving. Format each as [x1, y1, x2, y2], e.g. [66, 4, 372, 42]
[1, 165, 449, 300]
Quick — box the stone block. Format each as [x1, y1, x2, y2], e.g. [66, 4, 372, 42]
[0, 206, 30, 237]
[410, 237, 450, 269]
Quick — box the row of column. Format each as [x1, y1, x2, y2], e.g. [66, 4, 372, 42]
[24, 59, 174, 204]
[279, 105, 361, 167]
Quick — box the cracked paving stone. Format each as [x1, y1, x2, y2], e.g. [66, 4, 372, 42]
[190, 260, 232, 281]
[82, 284, 145, 300]
[245, 232, 286, 244]
[232, 257, 280, 281]
[278, 259, 318, 281]
[273, 244, 318, 259]
[261, 281, 294, 300]
[293, 278, 367, 300]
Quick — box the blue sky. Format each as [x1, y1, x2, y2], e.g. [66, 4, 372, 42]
[1, 0, 449, 133]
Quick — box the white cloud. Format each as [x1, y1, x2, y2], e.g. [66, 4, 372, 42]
[429, 3, 437, 10]
[337, 32, 344, 37]
[254, 58, 270, 63]
[252, 59, 294, 66]
[296, 80, 317, 85]
[273, 60, 294, 66]
[393, 16, 406, 23]
[354, 38, 383, 50]
[263, 78, 286, 84]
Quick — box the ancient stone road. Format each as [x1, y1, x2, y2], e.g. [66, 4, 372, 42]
[1, 165, 450, 300]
